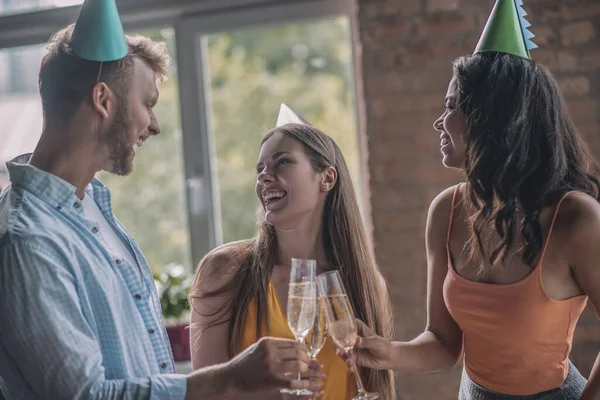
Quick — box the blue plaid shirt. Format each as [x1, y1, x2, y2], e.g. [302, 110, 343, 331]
[0, 155, 187, 400]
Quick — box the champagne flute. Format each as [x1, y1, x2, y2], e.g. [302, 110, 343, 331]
[281, 258, 317, 396]
[306, 293, 327, 360]
[317, 270, 378, 400]
[304, 288, 327, 397]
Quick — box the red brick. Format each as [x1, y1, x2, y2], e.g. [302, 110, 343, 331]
[555, 51, 578, 71]
[556, 76, 591, 96]
[377, 253, 426, 276]
[371, 112, 440, 138]
[361, 0, 422, 19]
[580, 52, 600, 69]
[566, 98, 598, 123]
[363, 49, 397, 72]
[380, 246, 428, 265]
[578, 123, 600, 142]
[382, 265, 427, 290]
[370, 184, 432, 210]
[375, 231, 426, 259]
[414, 14, 477, 38]
[370, 94, 441, 119]
[533, 25, 558, 46]
[539, 6, 563, 23]
[376, 209, 426, 232]
[382, 264, 426, 293]
[560, 21, 595, 46]
[370, 162, 416, 185]
[390, 43, 436, 69]
[401, 94, 443, 112]
[425, 0, 459, 14]
[366, 18, 411, 44]
[365, 69, 452, 97]
[532, 49, 558, 67]
[427, 39, 473, 62]
[560, 4, 600, 21]
[363, 72, 400, 96]
[370, 133, 438, 164]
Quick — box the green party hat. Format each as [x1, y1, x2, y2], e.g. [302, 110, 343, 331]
[70, 0, 128, 62]
[474, 0, 537, 59]
[276, 104, 312, 127]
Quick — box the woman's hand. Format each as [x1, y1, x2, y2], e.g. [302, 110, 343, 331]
[335, 318, 395, 370]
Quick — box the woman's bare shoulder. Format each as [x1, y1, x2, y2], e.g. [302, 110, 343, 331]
[554, 191, 600, 237]
[427, 184, 463, 231]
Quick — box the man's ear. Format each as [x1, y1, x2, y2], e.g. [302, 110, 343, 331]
[90, 82, 114, 120]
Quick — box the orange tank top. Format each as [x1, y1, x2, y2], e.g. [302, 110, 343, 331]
[237, 281, 353, 399]
[443, 186, 588, 395]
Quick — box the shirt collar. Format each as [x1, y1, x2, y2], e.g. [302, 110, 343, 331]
[7, 153, 83, 212]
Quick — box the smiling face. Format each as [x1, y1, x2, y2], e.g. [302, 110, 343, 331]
[433, 76, 468, 169]
[255, 132, 327, 229]
[105, 57, 160, 175]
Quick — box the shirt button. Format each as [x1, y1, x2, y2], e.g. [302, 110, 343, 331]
[116, 259, 123, 265]
[160, 362, 168, 369]
[92, 227, 99, 234]
[134, 294, 142, 300]
[148, 328, 155, 334]
[74, 202, 81, 208]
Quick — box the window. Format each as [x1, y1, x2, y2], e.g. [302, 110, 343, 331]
[203, 16, 361, 243]
[0, 0, 360, 271]
[0, 43, 46, 189]
[0, 0, 82, 16]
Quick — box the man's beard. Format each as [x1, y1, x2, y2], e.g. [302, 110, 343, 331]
[106, 101, 134, 176]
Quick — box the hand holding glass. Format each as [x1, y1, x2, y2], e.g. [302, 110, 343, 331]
[317, 270, 378, 400]
[282, 259, 317, 396]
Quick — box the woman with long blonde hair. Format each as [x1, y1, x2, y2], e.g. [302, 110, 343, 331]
[189, 105, 395, 399]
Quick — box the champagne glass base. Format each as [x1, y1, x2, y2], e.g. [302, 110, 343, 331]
[280, 388, 315, 396]
[353, 392, 379, 400]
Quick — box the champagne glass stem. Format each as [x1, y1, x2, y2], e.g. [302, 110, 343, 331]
[309, 353, 323, 399]
[347, 349, 368, 395]
[296, 338, 304, 395]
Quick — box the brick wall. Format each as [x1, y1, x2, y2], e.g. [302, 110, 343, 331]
[354, 0, 600, 398]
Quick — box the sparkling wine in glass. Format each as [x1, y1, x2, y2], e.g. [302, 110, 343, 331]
[281, 258, 317, 396]
[317, 270, 379, 400]
[306, 294, 327, 360]
[303, 290, 327, 398]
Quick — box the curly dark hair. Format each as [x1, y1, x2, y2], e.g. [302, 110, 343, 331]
[453, 51, 600, 273]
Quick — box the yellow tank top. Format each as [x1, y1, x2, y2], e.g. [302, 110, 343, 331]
[237, 281, 353, 399]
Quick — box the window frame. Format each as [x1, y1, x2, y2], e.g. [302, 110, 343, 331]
[0, 0, 366, 268]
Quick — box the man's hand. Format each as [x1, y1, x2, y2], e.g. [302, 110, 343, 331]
[336, 319, 394, 370]
[226, 336, 324, 395]
[185, 337, 325, 399]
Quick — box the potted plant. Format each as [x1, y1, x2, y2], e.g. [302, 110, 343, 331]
[154, 263, 192, 362]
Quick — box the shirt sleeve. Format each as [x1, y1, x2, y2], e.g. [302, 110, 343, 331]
[0, 239, 187, 400]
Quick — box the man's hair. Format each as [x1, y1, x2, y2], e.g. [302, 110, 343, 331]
[39, 24, 170, 123]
